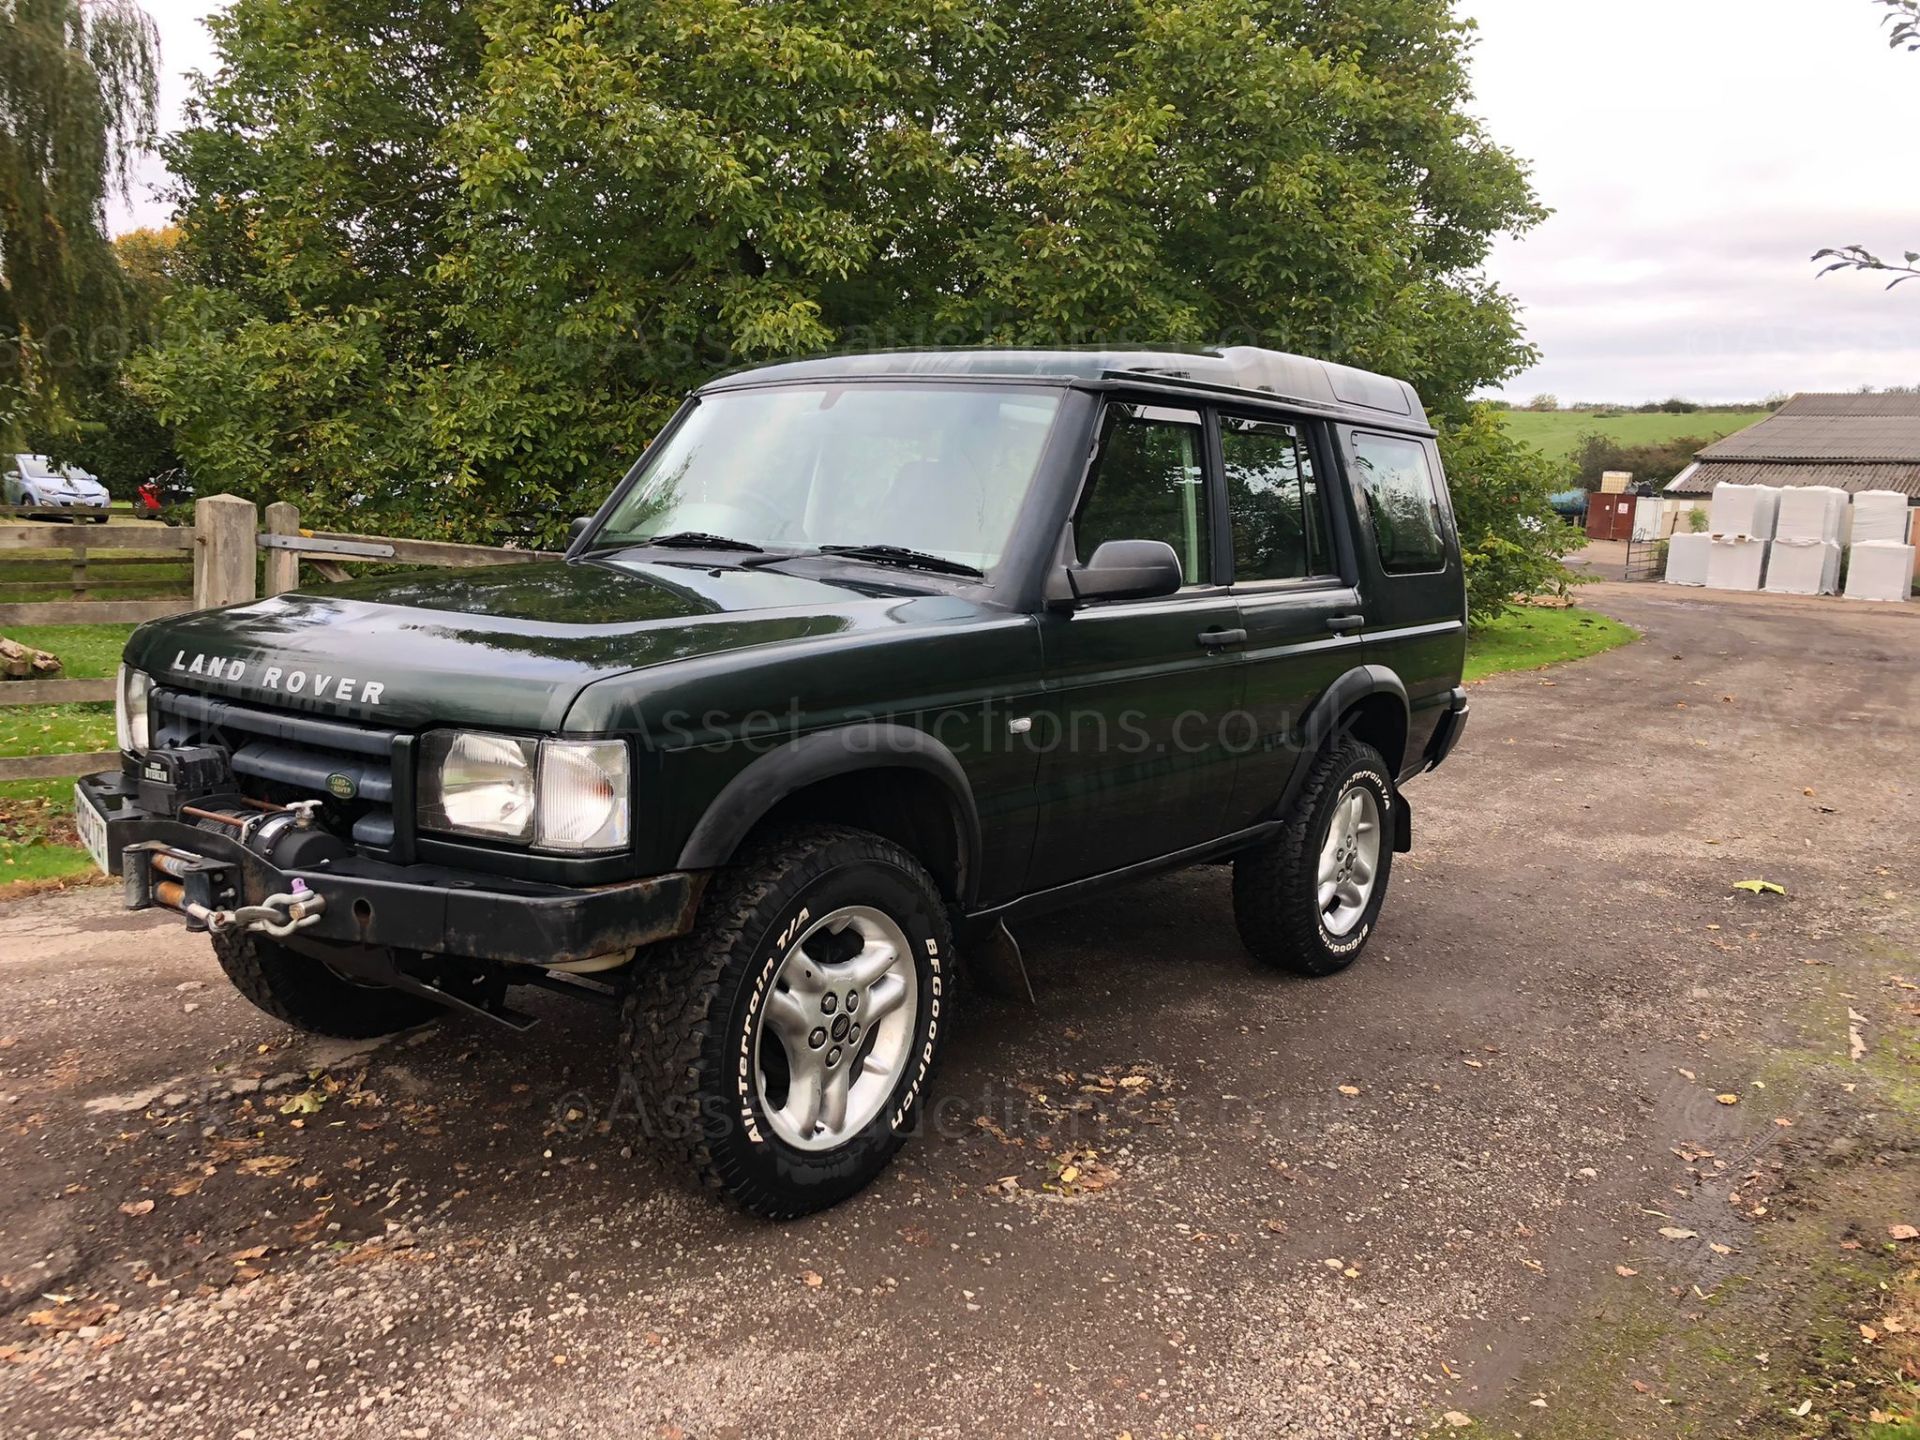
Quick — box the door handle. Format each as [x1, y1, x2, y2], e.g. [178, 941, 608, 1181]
[1325, 614, 1365, 634]
[1198, 627, 1247, 651]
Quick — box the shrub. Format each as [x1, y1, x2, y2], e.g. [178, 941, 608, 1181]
[1440, 406, 1586, 623]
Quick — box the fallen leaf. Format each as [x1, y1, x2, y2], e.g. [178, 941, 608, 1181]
[1888, 1224, 1918, 1242]
[278, 1089, 326, 1117]
[1337, 1085, 1361, 1097]
[1658, 1227, 1699, 1240]
[1709, 1243, 1733, 1256]
[238, 1155, 298, 1176]
[801, 1270, 824, 1288]
[1731, 879, 1786, 896]
[1615, 1265, 1639, 1277]
[118, 1199, 154, 1217]
[1792, 1399, 1812, 1418]
[1861, 1325, 1880, 1343]
[1443, 1412, 1473, 1429]
[1715, 1094, 1740, 1106]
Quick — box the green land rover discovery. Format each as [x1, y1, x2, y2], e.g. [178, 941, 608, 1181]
[80, 346, 1470, 1216]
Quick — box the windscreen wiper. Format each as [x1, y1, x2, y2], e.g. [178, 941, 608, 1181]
[815, 544, 984, 578]
[636, 531, 765, 552]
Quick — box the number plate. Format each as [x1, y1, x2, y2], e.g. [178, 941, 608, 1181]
[73, 783, 110, 875]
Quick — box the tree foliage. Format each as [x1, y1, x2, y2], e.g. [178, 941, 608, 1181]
[137, 0, 1545, 546]
[0, 0, 160, 448]
[1813, 0, 1918, 289]
[1566, 429, 1708, 492]
[1440, 406, 1583, 622]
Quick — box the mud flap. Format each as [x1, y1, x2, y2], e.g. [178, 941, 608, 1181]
[965, 918, 1036, 1005]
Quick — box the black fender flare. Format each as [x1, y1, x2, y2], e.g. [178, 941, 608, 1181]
[674, 724, 983, 904]
[1269, 665, 1410, 828]
[1298, 664, 1408, 764]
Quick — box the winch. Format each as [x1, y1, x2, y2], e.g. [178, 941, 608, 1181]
[121, 746, 350, 937]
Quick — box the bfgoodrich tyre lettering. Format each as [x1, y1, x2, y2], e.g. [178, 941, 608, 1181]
[625, 823, 954, 1218]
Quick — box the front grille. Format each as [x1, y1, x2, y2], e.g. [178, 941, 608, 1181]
[150, 688, 408, 854]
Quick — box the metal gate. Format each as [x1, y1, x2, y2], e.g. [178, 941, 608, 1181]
[1624, 534, 1667, 581]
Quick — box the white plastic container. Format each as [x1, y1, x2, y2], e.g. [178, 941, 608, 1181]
[1843, 541, 1914, 602]
[1665, 531, 1712, 586]
[1764, 539, 1841, 595]
[1774, 486, 1849, 544]
[1851, 491, 1910, 546]
[1709, 483, 1781, 541]
[1706, 535, 1769, 591]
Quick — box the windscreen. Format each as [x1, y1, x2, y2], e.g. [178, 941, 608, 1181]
[595, 383, 1064, 572]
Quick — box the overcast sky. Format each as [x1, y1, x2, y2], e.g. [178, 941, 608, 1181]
[116, 0, 1920, 405]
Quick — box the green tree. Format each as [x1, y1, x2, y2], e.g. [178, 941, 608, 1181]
[136, 0, 1546, 547]
[0, 0, 160, 449]
[1441, 406, 1582, 621]
[1566, 430, 1709, 493]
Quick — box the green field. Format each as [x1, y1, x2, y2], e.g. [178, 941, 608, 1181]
[1499, 409, 1766, 463]
[0, 623, 134, 891]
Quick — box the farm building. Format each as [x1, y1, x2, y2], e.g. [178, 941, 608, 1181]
[1663, 392, 1920, 508]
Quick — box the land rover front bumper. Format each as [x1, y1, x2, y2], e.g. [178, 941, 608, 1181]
[76, 768, 701, 968]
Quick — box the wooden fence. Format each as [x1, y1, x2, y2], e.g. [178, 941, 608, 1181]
[0, 496, 555, 782]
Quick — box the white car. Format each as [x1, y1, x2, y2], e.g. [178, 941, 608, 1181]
[5, 454, 111, 519]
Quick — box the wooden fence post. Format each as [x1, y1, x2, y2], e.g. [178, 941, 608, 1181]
[264, 501, 300, 596]
[193, 494, 258, 609]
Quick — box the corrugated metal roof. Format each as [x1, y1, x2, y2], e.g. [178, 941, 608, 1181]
[1697, 415, 1920, 463]
[1664, 460, 1920, 498]
[1773, 392, 1920, 418]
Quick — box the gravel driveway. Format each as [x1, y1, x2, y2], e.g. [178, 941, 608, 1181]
[2, 583, 1917, 1440]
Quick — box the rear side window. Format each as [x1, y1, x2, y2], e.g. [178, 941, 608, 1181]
[1352, 432, 1446, 573]
[1222, 417, 1333, 582]
[1075, 405, 1210, 587]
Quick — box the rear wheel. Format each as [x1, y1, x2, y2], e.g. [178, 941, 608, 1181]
[212, 931, 439, 1038]
[1232, 738, 1396, 976]
[624, 824, 952, 1218]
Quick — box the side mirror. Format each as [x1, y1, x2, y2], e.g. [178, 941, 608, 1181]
[1052, 539, 1183, 607]
[567, 515, 594, 548]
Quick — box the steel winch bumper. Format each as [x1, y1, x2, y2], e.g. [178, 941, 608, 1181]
[78, 770, 704, 968]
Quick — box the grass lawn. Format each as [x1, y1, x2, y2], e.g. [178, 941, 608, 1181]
[0, 623, 136, 892]
[1465, 604, 1638, 682]
[1500, 409, 1766, 463]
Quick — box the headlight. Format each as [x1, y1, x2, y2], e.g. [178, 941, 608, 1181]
[417, 732, 630, 852]
[116, 667, 151, 752]
[419, 731, 538, 841]
[536, 739, 630, 851]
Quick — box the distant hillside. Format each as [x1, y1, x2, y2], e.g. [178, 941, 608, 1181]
[1499, 409, 1766, 464]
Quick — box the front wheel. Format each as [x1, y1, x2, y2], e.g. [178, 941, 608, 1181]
[624, 824, 953, 1218]
[1233, 738, 1397, 976]
[212, 931, 440, 1037]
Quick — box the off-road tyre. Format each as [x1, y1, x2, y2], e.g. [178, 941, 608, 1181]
[211, 931, 440, 1038]
[1233, 738, 1397, 977]
[624, 824, 953, 1219]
